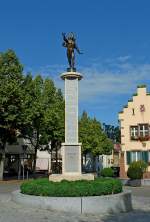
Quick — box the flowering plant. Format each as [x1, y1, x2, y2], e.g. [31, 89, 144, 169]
[138, 136, 149, 141]
[131, 136, 150, 141]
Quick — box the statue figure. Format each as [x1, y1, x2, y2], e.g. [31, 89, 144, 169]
[62, 32, 82, 71]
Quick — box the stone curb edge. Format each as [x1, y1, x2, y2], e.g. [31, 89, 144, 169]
[12, 190, 132, 214]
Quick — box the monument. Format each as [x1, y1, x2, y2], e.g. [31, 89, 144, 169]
[49, 33, 94, 181]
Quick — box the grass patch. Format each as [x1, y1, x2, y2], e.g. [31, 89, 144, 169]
[20, 178, 122, 197]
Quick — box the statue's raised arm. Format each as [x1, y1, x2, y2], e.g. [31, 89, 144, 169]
[62, 32, 82, 71]
[62, 32, 68, 43]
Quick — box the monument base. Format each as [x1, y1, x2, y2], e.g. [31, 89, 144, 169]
[61, 143, 82, 175]
[49, 173, 94, 182]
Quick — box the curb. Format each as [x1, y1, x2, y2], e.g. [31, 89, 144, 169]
[12, 190, 132, 214]
[0, 180, 23, 184]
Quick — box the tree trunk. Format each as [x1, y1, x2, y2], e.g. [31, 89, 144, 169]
[85, 153, 87, 166]
[0, 154, 4, 180]
[32, 146, 38, 178]
[18, 155, 21, 180]
[93, 155, 96, 172]
[0, 142, 6, 180]
[81, 154, 83, 172]
[55, 144, 58, 173]
[50, 148, 53, 174]
[32, 130, 40, 179]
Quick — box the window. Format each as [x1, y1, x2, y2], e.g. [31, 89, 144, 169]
[132, 108, 135, 115]
[139, 124, 149, 137]
[148, 151, 150, 162]
[131, 152, 136, 162]
[126, 151, 148, 164]
[130, 126, 138, 139]
[126, 151, 131, 164]
[137, 151, 142, 161]
[130, 124, 149, 140]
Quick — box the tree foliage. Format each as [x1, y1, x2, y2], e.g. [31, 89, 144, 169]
[20, 74, 64, 173]
[0, 49, 64, 176]
[79, 111, 113, 156]
[0, 49, 23, 147]
[102, 123, 121, 143]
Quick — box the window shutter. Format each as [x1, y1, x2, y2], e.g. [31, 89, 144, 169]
[142, 151, 148, 163]
[126, 151, 131, 165]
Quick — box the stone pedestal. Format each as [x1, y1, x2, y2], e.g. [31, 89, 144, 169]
[49, 71, 94, 181]
[61, 143, 82, 175]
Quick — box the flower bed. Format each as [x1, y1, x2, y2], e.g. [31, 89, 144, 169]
[20, 178, 122, 197]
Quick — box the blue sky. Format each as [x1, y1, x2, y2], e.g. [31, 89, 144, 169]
[0, 0, 150, 125]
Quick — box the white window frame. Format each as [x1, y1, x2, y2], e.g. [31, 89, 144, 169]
[148, 151, 150, 162]
[130, 126, 138, 138]
[139, 124, 149, 137]
[131, 151, 141, 162]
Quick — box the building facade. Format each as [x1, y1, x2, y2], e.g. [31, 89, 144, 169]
[0, 138, 52, 180]
[119, 85, 150, 178]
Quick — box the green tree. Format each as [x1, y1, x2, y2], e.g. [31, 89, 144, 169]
[21, 74, 64, 175]
[0, 50, 23, 179]
[102, 123, 121, 143]
[79, 111, 113, 156]
[43, 88, 64, 173]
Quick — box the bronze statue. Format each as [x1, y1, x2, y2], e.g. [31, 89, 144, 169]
[62, 32, 82, 71]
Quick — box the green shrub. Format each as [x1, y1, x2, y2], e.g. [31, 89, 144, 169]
[100, 168, 114, 177]
[127, 160, 148, 180]
[20, 178, 122, 197]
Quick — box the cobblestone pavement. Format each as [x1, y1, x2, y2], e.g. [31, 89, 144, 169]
[1, 182, 150, 222]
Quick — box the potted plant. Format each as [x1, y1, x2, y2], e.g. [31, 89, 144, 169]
[127, 160, 148, 186]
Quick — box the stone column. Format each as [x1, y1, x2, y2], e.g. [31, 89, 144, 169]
[49, 71, 94, 181]
[61, 71, 82, 175]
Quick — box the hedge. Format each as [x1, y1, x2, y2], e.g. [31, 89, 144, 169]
[100, 168, 114, 177]
[20, 178, 122, 197]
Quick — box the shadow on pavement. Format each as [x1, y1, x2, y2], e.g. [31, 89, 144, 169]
[100, 209, 150, 222]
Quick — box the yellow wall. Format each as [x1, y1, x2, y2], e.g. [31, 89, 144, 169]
[119, 86, 150, 171]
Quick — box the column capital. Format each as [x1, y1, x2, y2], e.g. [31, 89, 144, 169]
[60, 71, 83, 80]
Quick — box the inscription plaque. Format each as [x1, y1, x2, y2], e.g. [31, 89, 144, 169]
[64, 146, 79, 172]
